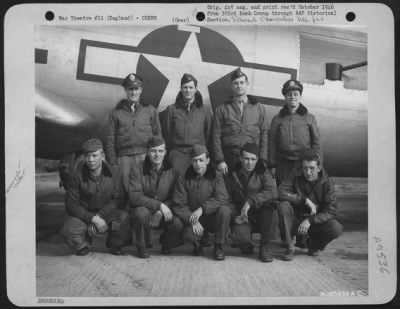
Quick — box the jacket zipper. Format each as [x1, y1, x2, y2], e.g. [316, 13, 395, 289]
[93, 179, 100, 212]
[185, 109, 189, 145]
[289, 115, 293, 145]
[240, 104, 245, 146]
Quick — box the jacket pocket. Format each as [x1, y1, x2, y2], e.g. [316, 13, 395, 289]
[277, 122, 292, 151]
[292, 123, 311, 147]
[172, 114, 186, 140]
[246, 125, 260, 142]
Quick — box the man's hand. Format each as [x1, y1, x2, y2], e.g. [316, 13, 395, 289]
[150, 210, 163, 228]
[217, 162, 228, 176]
[297, 219, 311, 236]
[92, 215, 108, 233]
[160, 203, 173, 222]
[305, 198, 317, 216]
[240, 202, 251, 223]
[190, 207, 203, 225]
[270, 168, 276, 178]
[192, 221, 204, 237]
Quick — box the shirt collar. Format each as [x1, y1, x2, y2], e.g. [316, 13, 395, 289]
[233, 95, 248, 105]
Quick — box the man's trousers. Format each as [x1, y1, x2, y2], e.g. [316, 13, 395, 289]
[277, 201, 343, 250]
[182, 205, 232, 246]
[230, 204, 279, 246]
[130, 206, 184, 249]
[60, 209, 131, 252]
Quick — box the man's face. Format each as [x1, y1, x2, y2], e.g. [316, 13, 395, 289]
[191, 153, 210, 176]
[302, 160, 321, 182]
[284, 90, 301, 110]
[231, 76, 248, 97]
[181, 81, 197, 102]
[85, 149, 104, 171]
[240, 151, 258, 173]
[147, 144, 166, 166]
[125, 86, 142, 102]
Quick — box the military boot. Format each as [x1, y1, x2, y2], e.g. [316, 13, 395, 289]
[137, 246, 150, 259]
[213, 244, 225, 261]
[259, 243, 273, 263]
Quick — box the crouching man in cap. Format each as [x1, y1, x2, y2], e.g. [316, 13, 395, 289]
[163, 73, 213, 175]
[226, 143, 279, 262]
[172, 145, 232, 260]
[213, 68, 269, 175]
[269, 79, 322, 185]
[278, 148, 343, 258]
[106, 73, 162, 191]
[129, 137, 183, 258]
[60, 138, 131, 256]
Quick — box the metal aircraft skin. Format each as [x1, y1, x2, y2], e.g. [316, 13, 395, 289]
[35, 25, 367, 177]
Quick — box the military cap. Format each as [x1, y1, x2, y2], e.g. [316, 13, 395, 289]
[147, 136, 165, 148]
[82, 138, 103, 153]
[282, 79, 303, 95]
[190, 144, 208, 158]
[241, 142, 259, 156]
[299, 148, 320, 163]
[231, 68, 248, 82]
[122, 73, 143, 88]
[181, 73, 198, 86]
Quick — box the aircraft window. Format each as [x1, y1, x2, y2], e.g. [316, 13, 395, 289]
[299, 31, 367, 91]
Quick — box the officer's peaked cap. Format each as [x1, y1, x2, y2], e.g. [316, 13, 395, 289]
[122, 73, 143, 88]
[282, 79, 303, 95]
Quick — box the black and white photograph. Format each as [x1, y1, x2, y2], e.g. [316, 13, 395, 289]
[4, 3, 396, 306]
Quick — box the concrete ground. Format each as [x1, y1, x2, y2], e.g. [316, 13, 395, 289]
[36, 173, 368, 298]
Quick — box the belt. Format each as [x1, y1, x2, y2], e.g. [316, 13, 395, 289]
[174, 146, 193, 154]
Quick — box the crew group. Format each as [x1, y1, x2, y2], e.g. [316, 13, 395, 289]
[60, 68, 343, 263]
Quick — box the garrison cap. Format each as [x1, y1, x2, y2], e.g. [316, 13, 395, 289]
[231, 68, 248, 82]
[190, 144, 208, 158]
[241, 143, 260, 156]
[122, 73, 143, 88]
[147, 136, 166, 149]
[181, 73, 198, 86]
[299, 148, 320, 163]
[282, 79, 303, 95]
[82, 138, 103, 153]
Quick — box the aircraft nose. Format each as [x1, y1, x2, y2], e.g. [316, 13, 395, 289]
[35, 87, 95, 127]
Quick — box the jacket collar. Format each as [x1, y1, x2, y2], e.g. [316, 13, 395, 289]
[116, 98, 149, 110]
[142, 156, 173, 175]
[80, 161, 113, 181]
[279, 103, 308, 117]
[185, 164, 216, 180]
[175, 91, 203, 109]
[224, 95, 258, 106]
